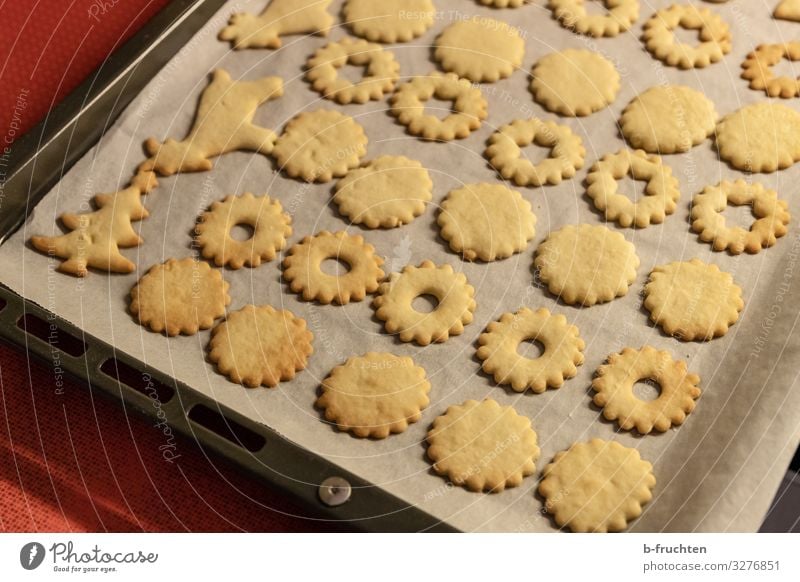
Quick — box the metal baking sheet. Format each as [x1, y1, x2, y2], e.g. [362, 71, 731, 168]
[1, 0, 799, 532]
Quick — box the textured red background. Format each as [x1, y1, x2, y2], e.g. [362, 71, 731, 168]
[0, 0, 331, 532]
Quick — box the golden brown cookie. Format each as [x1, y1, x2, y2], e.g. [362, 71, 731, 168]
[283, 231, 385, 304]
[643, 4, 732, 69]
[333, 155, 432, 228]
[592, 346, 702, 434]
[530, 49, 620, 117]
[741, 43, 800, 99]
[540, 439, 656, 532]
[644, 259, 744, 341]
[306, 37, 400, 104]
[390, 73, 488, 141]
[195, 193, 292, 269]
[586, 149, 680, 228]
[534, 224, 640, 306]
[317, 352, 430, 438]
[208, 304, 313, 388]
[373, 261, 476, 345]
[477, 307, 585, 393]
[775, 0, 800, 22]
[715, 102, 800, 173]
[30, 170, 157, 277]
[142, 70, 284, 175]
[620, 85, 718, 154]
[437, 182, 537, 262]
[434, 17, 525, 83]
[219, 0, 333, 50]
[130, 258, 231, 336]
[344, 0, 435, 43]
[485, 118, 585, 187]
[549, 0, 640, 38]
[690, 180, 791, 255]
[427, 399, 540, 492]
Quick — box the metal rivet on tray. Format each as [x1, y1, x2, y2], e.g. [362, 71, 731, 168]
[319, 476, 352, 507]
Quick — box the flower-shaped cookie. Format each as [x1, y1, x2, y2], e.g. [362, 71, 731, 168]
[317, 352, 431, 438]
[690, 180, 790, 255]
[586, 149, 680, 228]
[344, 0, 435, 43]
[477, 308, 585, 393]
[427, 399, 540, 492]
[208, 304, 313, 388]
[643, 4, 732, 69]
[283, 231, 385, 305]
[130, 258, 230, 336]
[592, 346, 702, 434]
[644, 259, 744, 341]
[373, 261, 476, 345]
[540, 439, 656, 532]
[195, 193, 292, 269]
[485, 118, 585, 187]
[438, 183, 537, 261]
[741, 42, 800, 99]
[549, 0, 640, 38]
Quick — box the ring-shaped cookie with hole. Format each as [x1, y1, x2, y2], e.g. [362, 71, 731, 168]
[196, 193, 292, 269]
[485, 118, 586, 187]
[549, 0, 640, 38]
[306, 37, 400, 104]
[741, 42, 800, 99]
[691, 180, 791, 255]
[390, 73, 488, 141]
[283, 231, 384, 305]
[373, 260, 476, 346]
[592, 346, 701, 434]
[643, 4, 732, 69]
[586, 149, 680, 228]
[477, 307, 585, 394]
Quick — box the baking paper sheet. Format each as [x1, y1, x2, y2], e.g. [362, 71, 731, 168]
[1, 0, 799, 531]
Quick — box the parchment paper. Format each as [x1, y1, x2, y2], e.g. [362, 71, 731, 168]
[1, 0, 799, 532]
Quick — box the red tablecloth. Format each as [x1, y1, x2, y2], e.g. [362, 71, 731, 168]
[0, 0, 332, 533]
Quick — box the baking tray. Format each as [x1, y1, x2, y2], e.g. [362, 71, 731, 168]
[0, 0, 455, 532]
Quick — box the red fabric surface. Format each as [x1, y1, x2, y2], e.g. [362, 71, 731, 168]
[0, 0, 332, 532]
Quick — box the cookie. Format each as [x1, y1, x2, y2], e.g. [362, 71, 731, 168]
[283, 231, 384, 305]
[333, 155, 432, 228]
[585, 149, 680, 228]
[530, 49, 620, 117]
[130, 258, 231, 336]
[644, 259, 744, 341]
[306, 37, 400, 104]
[195, 193, 292, 269]
[643, 4, 732, 69]
[741, 43, 800, 99]
[219, 0, 333, 50]
[715, 102, 800, 173]
[592, 346, 702, 434]
[142, 70, 283, 176]
[485, 118, 586, 187]
[344, 0, 435, 43]
[534, 224, 640, 306]
[548, 0, 640, 38]
[775, 0, 800, 22]
[390, 72, 489, 141]
[30, 170, 157, 277]
[272, 109, 368, 182]
[208, 304, 313, 388]
[620, 85, 718, 154]
[373, 261, 476, 346]
[434, 17, 525, 83]
[317, 352, 431, 438]
[691, 180, 791, 255]
[437, 183, 537, 261]
[477, 307, 585, 393]
[539, 439, 656, 532]
[426, 399, 540, 493]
